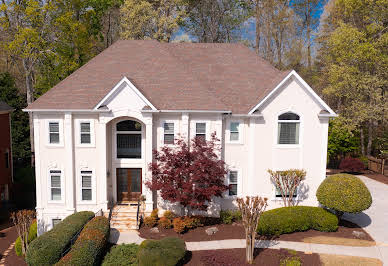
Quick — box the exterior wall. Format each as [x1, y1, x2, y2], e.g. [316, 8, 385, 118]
[0, 113, 12, 201]
[33, 75, 330, 233]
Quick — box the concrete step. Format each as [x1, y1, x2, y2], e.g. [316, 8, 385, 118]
[110, 217, 137, 223]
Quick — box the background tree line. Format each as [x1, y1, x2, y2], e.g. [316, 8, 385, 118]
[0, 0, 386, 168]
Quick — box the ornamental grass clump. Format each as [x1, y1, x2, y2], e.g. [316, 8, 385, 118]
[317, 174, 372, 218]
[11, 210, 36, 257]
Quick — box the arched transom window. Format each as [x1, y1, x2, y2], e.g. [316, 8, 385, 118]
[277, 112, 300, 145]
[116, 120, 142, 158]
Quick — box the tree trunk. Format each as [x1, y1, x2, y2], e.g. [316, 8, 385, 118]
[246, 231, 254, 264]
[307, 25, 311, 69]
[360, 127, 365, 156]
[255, 0, 261, 54]
[367, 120, 373, 156]
[23, 59, 35, 167]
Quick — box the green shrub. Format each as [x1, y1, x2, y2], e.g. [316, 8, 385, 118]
[138, 237, 186, 266]
[102, 244, 139, 266]
[25, 211, 94, 266]
[257, 206, 338, 236]
[220, 210, 242, 224]
[56, 216, 110, 266]
[182, 216, 202, 229]
[15, 220, 37, 256]
[162, 210, 175, 220]
[317, 174, 372, 216]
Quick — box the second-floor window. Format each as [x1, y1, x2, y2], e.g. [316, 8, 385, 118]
[196, 123, 206, 141]
[116, 120, 142, 159]
[230, 122, 240, 142]
[163, 123, 174, 144]
[49, 122, 60, 144]
[278, 112, 300, 145]
[80, 122, 91, 144]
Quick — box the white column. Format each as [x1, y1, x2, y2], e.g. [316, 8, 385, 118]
[248, 117, 256, 196]
[143, 113, 154, 212]
[33, 113, 44, 235]
[98, 116, 108, 211]
[181, 112, 189, 142]
[64, 112, 75, 212]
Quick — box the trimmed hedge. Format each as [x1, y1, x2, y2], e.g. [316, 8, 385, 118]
[102, 244, 139, 266]
[56, 216, 110, 266]
[138, 237, 186, 266]
[317, 174, 372, 214]
[15, 220, 37, 256]
[220, 209, 242, 224]
[26, 211, 94, 266]
[257, 206, 338, 236]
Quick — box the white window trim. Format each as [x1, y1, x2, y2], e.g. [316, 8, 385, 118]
[226, 120, 243, 144]
[161, 120, 177, 146]
[75, 119, 95, 147]
[77, 168, 96, 204]
[226, 168, 242, 198]
[275, 110, 303, 149]
[46, 120, 64, 147]
[47, 168, 65, 204]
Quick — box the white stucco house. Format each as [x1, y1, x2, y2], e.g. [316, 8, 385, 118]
[24, 40, 336, 233]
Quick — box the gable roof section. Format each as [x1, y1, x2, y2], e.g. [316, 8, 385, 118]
[248, 70, 336, 116]
[0, 101, 13, 112]
[26, 40, 330, 114]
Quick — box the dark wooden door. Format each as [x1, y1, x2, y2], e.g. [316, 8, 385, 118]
[117, 168, 142, 202]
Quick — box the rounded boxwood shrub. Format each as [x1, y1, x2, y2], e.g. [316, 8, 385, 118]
[317, 174, 372, 216]
[26, 211, 94, 266]
[102, 244, 139, 266]
[257, 206, 338, 236]
[56, 216, 110, 266]
[15, 220, 37, 256]
[138, 237, 186, 266]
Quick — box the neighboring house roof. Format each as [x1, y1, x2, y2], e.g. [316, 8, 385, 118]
[0, 101, 13, 112]
[26, 40, 319, 114]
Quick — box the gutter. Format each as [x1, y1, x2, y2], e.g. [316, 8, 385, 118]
[141, 110, 232, 114]
[23, 109, 111, 113]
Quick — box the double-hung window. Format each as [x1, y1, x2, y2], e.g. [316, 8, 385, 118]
[49, 122, 60, 144]
[80, 122, 91, 144]
[277, 112, 300, 145]
[50, 170, 62, 201]
[228, 171, 238, 196]
[163, 123, 174, 144]
[230, 122, 240, 142]
[116, 120, 142, 159]
[81, 171, 92, 201]
[52, 219, 61, 227]
[196, 123, 206, 141]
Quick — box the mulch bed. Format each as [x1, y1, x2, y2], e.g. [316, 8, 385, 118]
[139, 219, 373, 243]
[0, 226, 27, 266]
[183, 248, 321, 266]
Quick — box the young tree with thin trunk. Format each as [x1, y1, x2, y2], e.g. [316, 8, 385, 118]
[11, 210, 35, 256]
[237, 196, 267, 264]
[268, 169, 306, 207]
[146, 133, 229, 216]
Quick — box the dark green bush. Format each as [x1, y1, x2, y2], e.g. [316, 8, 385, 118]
[102, 244, 139, 266]
[25, 211, 94, 266]
[257, 206, 338, 236]
[138, 237, 186, 266]
[220, 209, 242, 224]
[316, 174, 372, 215]
[56, 216, 110, 266]
[15, 220, 37, 256]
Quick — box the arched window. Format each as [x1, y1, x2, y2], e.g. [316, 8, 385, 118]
[116, 120, 142, 158]
[277, 112, 300, 145]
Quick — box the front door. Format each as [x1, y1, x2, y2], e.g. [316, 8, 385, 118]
[117, 168, 142, 202]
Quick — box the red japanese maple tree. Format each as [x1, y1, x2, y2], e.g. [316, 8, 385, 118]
[146, 133, 229, 216]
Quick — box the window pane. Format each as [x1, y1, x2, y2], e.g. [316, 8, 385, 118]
[164, 123, 174, 134]
[230, 122, 239, 132]
[229, 184, 237, 196]
[278, 122, 299, 144]
[230, 132, 239, 141]
[82, 189, 92, 200]
[278, 112, 300, 120]
[229, 171, 238, 183]
[52, 219, 61, 227]
[82, 176, 92, 188]
[275, 178, 297, 197]
[49, 122, 59, 132]
[51, 188, 61, 200]
[196, 123, 206, 134]
[196, 134, 206, 142]
[50, 133, 60, 144]
[116, 120, 141, 131]
[51, 175, 61, 187]
[130, 169, 141, 193]
[81, 133, 91, 144]
[117, 134, 141, 158]
[80, 122, 90, 133]
[164, 134, 174, 144]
